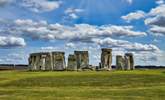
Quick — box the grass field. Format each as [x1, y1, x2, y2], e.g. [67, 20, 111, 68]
[0, 69, 165, 100]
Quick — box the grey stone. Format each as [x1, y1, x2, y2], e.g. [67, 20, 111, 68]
[28, 52, 52, 71]
[124, 53, 134, 70]
[28, 52, 65, 71]
[67, 54, 77, 71]
[52, 52, 66, 71]
[116, 55, 125, 70]
[100, 48, 112, 70]
[74, 51, 89, 70]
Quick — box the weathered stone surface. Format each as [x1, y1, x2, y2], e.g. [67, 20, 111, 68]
[28, 52, 52, 71]
[124, 53, 134, 70]
[100, 48, 112, 70]
[52, 52, 66, 71]
[74, 51, 89, 70]
[28, 49, 135, 71]
[29, 52, 65, 71]
[116, 55, 125, 70]
[67, 54, 77, 71]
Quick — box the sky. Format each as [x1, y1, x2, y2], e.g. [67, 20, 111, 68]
[0, 0, 165, 66]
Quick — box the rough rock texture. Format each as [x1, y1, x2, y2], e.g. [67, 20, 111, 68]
[28, 49, 135, 71]
[28, 52, 52, 71]
[67, 54, 77, 71]
[116, 55, 125, 70]
[29, 52, 65, 71]
[100, 48, 112, 70]
[124, 53, 134, 70]
[74, 51, 89, 70]
[52, 52, 66, 71]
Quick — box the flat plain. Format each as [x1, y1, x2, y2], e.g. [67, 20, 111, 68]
[0, 69, 165, 100]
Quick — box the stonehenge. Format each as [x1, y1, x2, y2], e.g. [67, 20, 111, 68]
[29, 52, 65, 71]
[116, 55, 125, 70]
[67, 51, 89, 71]
[67, 54, 77, 71]
[29, 52, 52, 71]
[28, 48, 134, 71]
[116, 53, 134, 70]
[125, 53, 134, 70]
[74, 51, 89, 70]
[52, 52, 66, 71]
[100, 48, 112, 70]
[29, 51, 89, 71]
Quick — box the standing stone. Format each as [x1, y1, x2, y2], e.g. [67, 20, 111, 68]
[67, 54, 77, 71]
[129, 53, 134, 70]
[74, 51, 89, 70]
[124, 53, 134, 70]
[116, 55, 125, 70]
[52, 52, 66, 71]
[29, 53, 37, 70]
[28, 52, 52, 71]
[44, 53, 53, 71]
[101, 48, 112, 70]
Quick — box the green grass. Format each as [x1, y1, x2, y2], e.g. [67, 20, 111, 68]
[0, 70, 165, 100]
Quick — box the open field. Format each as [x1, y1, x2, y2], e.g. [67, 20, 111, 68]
[0, 69, 165, 100]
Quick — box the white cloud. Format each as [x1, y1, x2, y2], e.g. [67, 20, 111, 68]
[121, 3, 165, 36]
[0, 0, 11, 6]
[0, 58, 2, 62]
[149, 4, 165, 16]
[9, 19, 147, 42]
[0, 36, 26, 47]
[125, 0, 133, 4]
[20, 0, 62, 13]
[144, 4, 165, 35]
[41, 46, 60, 51]
[69, 13, 79, 19]
[100, 25, 146, 37]
[15, 19, 48, 26]
[121, 10, 146, 22]
[149, 26, 165, 35]
[65, 8, 83, 14]
[134, 51, 165, 65]
[64, 8, 84, 19]
[156, 0, 164, 5]
[65, 43, 75, 48]
[145, 16, 165, 27]
[92, 38, 160, 52]
[122, 4, 165, 23]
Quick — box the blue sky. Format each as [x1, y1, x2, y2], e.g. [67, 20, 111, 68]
[0, 0, 165, 66]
